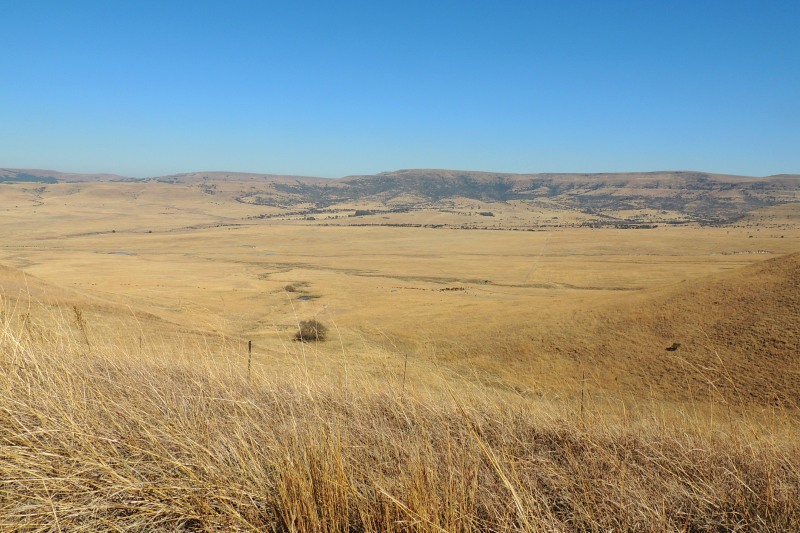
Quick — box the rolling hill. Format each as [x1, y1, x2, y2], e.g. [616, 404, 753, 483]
[534, 252, 800, 407]
[4, 167, 799, 225]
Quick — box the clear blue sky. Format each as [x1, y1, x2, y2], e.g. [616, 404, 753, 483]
[2, 0, 798, 178]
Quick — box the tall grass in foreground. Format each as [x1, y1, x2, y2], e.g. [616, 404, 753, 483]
[1, 304, 799, 531]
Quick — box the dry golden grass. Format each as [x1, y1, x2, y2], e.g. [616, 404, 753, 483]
[1, 180, 799, 401]
[1, 179, 799, 529]
[1, 302, 799, 531]
[433, 252, 800, 410]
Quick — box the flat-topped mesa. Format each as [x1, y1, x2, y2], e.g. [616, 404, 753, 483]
[147, 171, 330, 185]
[0, 168, 131, 183]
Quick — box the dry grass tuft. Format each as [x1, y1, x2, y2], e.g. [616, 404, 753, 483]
[1, 302, 799, 531]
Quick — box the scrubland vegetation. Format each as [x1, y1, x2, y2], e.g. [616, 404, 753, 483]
[2, 299, 799, 532]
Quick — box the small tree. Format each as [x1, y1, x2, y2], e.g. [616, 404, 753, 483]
[295, 319, 328, 342]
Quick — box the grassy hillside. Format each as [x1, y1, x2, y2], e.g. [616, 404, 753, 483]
[579, 251, 800, 407]
[1, 256, 800, 530]
[1, 299, 798, 531]
[552, 251, 800, 406]
[433, 252, 800, 410]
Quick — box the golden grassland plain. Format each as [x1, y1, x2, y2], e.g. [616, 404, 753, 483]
[1, 179, 799, 530]
[2, 181, 798, 400]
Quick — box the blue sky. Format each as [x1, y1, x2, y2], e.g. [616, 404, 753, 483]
[1, 1, 798, 178]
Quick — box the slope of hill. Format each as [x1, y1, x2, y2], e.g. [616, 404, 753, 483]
[531, 252, 800, 407]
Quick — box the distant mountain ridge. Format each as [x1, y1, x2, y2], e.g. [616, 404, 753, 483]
[242, 169, 800, 224]
[3, 167, 799, 224]
[4, 167, 798, 184]
[0, 168, 131, 183]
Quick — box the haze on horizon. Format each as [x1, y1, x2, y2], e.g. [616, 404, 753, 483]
[2, 1, 798, 179]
